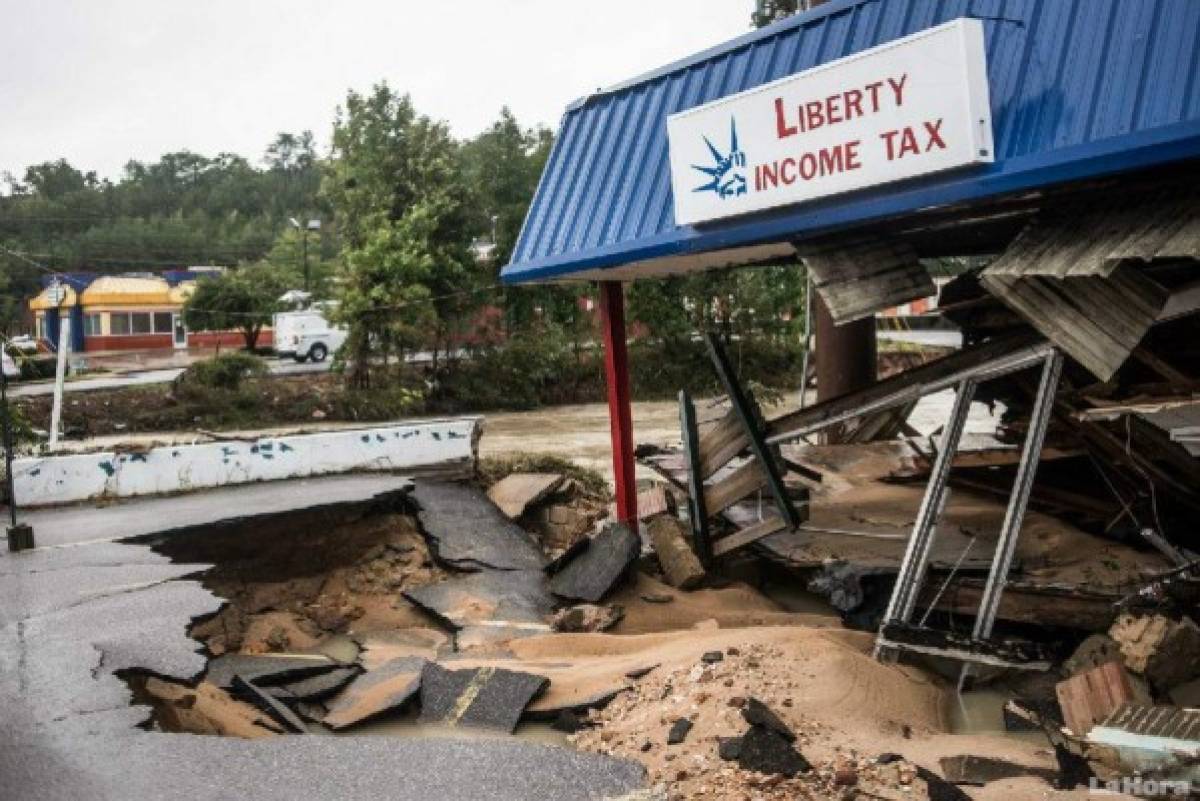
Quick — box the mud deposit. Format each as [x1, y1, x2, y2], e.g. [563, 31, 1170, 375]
[163, 510, 446, 656]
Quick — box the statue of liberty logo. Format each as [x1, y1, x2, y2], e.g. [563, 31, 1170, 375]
[692, 117, 747, 199]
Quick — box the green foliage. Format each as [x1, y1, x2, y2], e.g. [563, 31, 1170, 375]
[1, 398, 34, 445]
[460, 107, 552, 268]
[428, 323, 601, 411]
[176, 351, 268, 391]
[322, 83, 478, 388]
[0, 132, 328, 335]
[752, 0, 804, 28]
[628, 264, 808, 356]
[183, 263, 294, 349]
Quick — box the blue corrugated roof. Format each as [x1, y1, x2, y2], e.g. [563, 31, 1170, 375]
[504, 0, 1200, 284]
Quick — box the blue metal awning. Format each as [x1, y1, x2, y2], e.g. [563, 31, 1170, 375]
[504, 0, 1200, 284]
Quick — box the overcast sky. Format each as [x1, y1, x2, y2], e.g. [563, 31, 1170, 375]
[0, 0, 750, 182]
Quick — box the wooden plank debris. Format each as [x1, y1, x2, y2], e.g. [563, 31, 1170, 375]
[486, 473, 564, 520]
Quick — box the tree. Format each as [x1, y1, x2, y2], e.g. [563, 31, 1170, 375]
[752, 0, 807, 28]
[321, 83, 473, 388]
[23, 159, 96, 199]
[460, 108, 567, 337]
[182, 263, 294, 350]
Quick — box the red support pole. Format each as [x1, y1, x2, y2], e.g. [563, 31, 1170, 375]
[599, 281, 637, 526]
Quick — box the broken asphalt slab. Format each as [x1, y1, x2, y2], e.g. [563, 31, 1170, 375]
[206, 654, 343, 689]
[267, 666, 360, 702]
[721, 725, 812, 777]
[403, 569, 556, 630]
[322, 657, 425, 730]
[411, 482, 547, 571]
[2, 732, 647, 801]
[550, 522, 640, 603]
[231, 675, 309, 733]
[420, 662, 549, 732]
[938, 754, 1057, 786]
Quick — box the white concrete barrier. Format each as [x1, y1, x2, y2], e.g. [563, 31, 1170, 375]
[13, 418, 481, 506]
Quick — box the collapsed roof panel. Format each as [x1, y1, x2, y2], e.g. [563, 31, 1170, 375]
[797, 235, 933, 324]
[981, 267, 1168, 381]
[984, 192, 1200, 279]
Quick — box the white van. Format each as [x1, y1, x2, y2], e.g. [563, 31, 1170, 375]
[273, 308, 347, 363]
[273, 310, 327, 358]
[291, 327, 348, 363]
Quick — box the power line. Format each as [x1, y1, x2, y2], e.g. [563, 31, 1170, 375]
[1, 244, 509, 319]
[185, 283, 507, 319]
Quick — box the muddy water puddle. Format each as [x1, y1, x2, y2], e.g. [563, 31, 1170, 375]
[345, 708, 570, 747]
[946, 687, 1045, 744]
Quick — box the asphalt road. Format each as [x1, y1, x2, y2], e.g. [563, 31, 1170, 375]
[9, 358, 331, 398]
[1, 475, 646, 800]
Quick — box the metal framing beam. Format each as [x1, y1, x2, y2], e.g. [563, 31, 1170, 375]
[599, 281, 638, 526]
[873, 348, 1065, 673]
[768, 338, 1053, 445]
[970, 351, 1064, 641]
[878, 377, 978, 642]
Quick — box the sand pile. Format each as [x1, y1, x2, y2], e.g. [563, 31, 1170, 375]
[566, 627, 1083, 800]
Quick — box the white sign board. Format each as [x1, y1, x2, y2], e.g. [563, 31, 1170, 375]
[667, 18, 993, 227]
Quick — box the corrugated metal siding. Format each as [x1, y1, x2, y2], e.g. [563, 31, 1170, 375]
[506, 0, 1200, 283]
[1099, 704, 1200, 742]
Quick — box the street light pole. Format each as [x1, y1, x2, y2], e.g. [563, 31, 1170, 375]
[290, 217, 320, 295]
[302, 225, 309, 294]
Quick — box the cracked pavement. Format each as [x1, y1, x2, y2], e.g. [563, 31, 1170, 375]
[1, 475, 645, 800]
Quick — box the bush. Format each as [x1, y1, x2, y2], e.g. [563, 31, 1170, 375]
[17, 355, 56, 381]
[478, 453, 610, 500]
[428, 326, 602, 412]
[177, 352, 268, 391]
[1, 399, 34, 444]
[331, 382, 426, 421]
[425, 330, 804, 413]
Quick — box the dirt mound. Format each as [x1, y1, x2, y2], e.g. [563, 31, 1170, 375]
[567, 628, 1065, 800]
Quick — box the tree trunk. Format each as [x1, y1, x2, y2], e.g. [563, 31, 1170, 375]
[347, 322, 371, 389]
